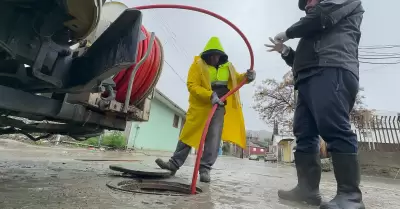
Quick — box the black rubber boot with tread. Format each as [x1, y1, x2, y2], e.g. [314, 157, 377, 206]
[200, 170, 210, 183]
[155, 158, 178, 176]
[278, 152, 322, 206]
[320, 153, 365, 209]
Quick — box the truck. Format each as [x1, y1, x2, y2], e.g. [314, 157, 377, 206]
[0, 0, 158, 141]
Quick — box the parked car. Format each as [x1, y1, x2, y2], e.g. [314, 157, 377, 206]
[264, 153, 277, 163]
[249, 155, 260, 161]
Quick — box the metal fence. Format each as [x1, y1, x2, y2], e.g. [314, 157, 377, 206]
[352, 115, 400, 152]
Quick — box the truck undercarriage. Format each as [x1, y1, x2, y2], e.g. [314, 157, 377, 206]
[0, 0, 153, 140]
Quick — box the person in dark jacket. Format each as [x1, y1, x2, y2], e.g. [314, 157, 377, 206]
[265, 0, 365, 209]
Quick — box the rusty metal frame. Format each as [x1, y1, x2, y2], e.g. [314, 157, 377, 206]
[0, 85, 126, 130]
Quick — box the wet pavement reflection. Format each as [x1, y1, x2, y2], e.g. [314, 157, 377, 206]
[0, 139, 399, 209]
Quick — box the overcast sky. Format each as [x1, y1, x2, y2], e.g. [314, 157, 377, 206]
[119, 0, 400, 131]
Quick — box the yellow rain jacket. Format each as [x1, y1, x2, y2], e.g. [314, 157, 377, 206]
[179, 37, 247, 149]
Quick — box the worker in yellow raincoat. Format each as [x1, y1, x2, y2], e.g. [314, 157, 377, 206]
[155, 37, 256, 182]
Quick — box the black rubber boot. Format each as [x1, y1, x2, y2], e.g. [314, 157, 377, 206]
[199, 169, 211, 183]
[320, 153, 365, 209]
[155, 158, 178, 176]
[278, 152, 322, 206]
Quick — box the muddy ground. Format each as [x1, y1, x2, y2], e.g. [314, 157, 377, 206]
[0, 138, 399, 209]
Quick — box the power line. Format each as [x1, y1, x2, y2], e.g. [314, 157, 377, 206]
[164, 60, 187, 85]
[359, 51, 400, 56]
[360, 60, 400, 65]
[359, 56, 400, 59]
[358, 45, 400, 64]
[359, 58, 400, 64]
[144, 0, 191, 86]
[359, 45, 400, 49]
[146, 0, 191, 60]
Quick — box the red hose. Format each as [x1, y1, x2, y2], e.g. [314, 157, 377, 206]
[113, 26, 162, 105]
[133, 4, 254, 194]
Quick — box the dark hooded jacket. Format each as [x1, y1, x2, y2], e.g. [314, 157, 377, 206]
[282, 0, 364, 84]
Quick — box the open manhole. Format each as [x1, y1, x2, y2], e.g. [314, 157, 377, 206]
[107, 179, 203, 196]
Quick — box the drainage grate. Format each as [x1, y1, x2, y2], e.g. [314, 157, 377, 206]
[107, 179, 203, 196]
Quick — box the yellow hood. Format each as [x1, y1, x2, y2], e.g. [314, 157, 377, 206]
[200, 37, 228, 64]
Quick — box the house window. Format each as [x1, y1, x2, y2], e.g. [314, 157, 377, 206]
[261, 149, 264, 152]
[173, 114, 179, 128]
[252, 148, 256, 151]
[180, 118, 185, 129]
[180, 118, 186, 134]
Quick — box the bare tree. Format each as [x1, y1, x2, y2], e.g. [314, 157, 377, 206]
[253, 71, 368, 134]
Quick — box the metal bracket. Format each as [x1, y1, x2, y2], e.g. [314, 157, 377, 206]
[31, 38, 62, 87]
[123, 32, 156, 113]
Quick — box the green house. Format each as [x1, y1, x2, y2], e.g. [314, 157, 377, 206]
[125, 89, 187, 152]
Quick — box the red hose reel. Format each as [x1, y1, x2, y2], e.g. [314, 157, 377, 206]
[113, 26, 163, 105]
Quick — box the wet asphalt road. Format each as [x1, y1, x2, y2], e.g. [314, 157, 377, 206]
[0, 138, 400, 209]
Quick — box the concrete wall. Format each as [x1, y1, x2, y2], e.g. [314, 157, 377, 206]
[358, 142, 400, 178]
[359, 141, 400, 152]
[127, 99, 183, 152]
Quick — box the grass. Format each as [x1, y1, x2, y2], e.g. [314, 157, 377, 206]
[84, 131, 126, 149]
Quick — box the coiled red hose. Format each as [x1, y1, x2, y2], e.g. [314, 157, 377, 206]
[113, 26, 162, 105]
[121, 4, 254, 195]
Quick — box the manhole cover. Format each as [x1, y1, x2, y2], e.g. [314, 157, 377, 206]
[76, 159, 140, 162]
[107, 179, 202, 196]
[109, 163, 172, 178]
